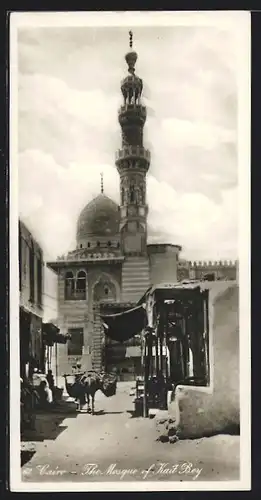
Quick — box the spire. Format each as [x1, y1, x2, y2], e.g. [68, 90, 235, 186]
[125, 30, 137, 74]
[129, 30, 133, 48]
[100, 172, 104, 194]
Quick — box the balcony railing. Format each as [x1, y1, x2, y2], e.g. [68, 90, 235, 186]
[118, 104, 146, 116]
[115, 146, 150, 163]
[65, 289, 86, 301]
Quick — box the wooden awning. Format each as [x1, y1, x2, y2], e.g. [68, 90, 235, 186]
[101, 305, 146, 342]
[43, 323, 71, 346]
[142, 282, 209, 304]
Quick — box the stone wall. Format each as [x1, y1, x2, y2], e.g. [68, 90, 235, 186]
[167, 282, 239, 439]
[55, 264, 121, 376]
[148, 244, 181, 285]
[187, 260, 237, 281]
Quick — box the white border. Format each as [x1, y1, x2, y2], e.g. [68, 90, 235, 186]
[9, 10, 251, 492]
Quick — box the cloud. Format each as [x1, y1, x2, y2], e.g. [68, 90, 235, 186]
[19, 148, 237, 261]
[18, 23, 239, 260]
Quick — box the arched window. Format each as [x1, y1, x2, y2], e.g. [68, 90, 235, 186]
[76, 271, 87, 300]
[65, 271, 75, 300]
[107, 241, 111, 247]
[87, 242, 90, 248]
[97, 241, 100, 247]
[140, 185, 145, 204]
[130, 184, 135, 203]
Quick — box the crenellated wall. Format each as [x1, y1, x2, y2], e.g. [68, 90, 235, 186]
[189, 260, 237, 268]
[177, 259, 238, 282]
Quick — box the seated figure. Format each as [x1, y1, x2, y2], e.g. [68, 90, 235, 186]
[38, 380, 53, 409]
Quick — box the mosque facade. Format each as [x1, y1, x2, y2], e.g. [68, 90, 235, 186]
[47, 35, 236, 379]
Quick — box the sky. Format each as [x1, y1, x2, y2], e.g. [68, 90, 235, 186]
[18, 21, 239, 262]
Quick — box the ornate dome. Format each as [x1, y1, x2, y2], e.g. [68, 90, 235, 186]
[125, 50, 138, 70]
[76, 194, 120, 243]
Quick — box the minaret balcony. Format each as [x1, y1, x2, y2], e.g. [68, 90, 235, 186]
[115, 146, 150, 163]
[118, 104, 146, 117]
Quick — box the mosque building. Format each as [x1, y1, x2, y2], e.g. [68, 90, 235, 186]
[47, 33, 237, 379]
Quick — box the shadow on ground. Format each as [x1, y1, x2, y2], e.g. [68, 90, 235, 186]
[94, 410, 124, 416]
[78, 410, 125, 416]
[126, 410, 143, 419]
[21, 411, 77, 443]
[21, 450, 36, 467]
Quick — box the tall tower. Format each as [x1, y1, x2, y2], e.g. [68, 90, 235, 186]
[116, 31, 150, 256]
[116, 32, 151, 301]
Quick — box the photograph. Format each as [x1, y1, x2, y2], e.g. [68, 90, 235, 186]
[9, 10, 251, 492]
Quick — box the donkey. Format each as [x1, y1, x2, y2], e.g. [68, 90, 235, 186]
[63, 370, 117, 415]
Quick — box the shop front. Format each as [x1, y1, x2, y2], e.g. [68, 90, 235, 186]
[42, 322, 71, 384]
[19, 307, 44, 379]
[19, 307, 31, 379]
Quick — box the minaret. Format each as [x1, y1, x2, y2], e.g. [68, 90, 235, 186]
[116, 31, 150, 256]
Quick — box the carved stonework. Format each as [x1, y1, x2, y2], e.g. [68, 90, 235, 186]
[93, 277, 117, 302]
[120, 173, 146, 208]
[117, 50, 150, 248]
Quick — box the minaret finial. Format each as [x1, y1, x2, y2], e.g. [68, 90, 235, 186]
[125, 31, 137, 74]
[129, 30, 133, 49]
[100, 172, 104, 194]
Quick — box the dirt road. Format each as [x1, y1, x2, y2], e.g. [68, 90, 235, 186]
[21, 382, 240, 483]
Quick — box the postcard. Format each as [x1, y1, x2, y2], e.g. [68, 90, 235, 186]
[9, 10, 251, 492]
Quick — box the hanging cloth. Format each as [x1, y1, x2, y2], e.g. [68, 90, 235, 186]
[101, 305, 146, 342]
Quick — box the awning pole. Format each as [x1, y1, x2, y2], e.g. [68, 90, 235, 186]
[143, 340, 148, 418]
[50, 345, 52, 373]
[204, 292, 210, 384]
[159, 335, 163, 377]
[55, 342, 58, 385]
[155, 335, 159, 377]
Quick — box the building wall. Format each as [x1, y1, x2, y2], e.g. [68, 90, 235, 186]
[75, 234, 121, 252]
[148, 244, 181, 285]
[55, 263, 122, 375]
[177, 263, 190, 281]
[169, 282, 239, 438]
[43, 267, 58, 322]
[19, 221, 44, 316]
[187, 260, 237, 281]
[121, 256, 150, 302]
[19, 220, 44, 372]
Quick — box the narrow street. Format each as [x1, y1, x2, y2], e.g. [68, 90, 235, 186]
[21, 382, 240, 483]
